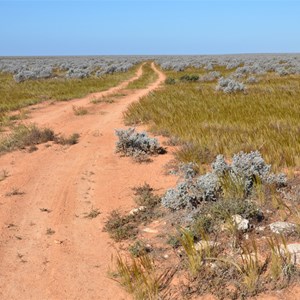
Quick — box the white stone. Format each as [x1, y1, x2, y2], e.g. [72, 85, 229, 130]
[129, 206, 146, 216]
[142, 228, 158, 234]
[232, 214, 249, 231]
[269, 221, 296, 234]
[256, 226, 265, 232]
[210, 263, 217, 269]
[281, 243, 300, 265]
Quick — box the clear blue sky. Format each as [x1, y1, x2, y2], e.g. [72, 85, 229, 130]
[0, 0, 299, 56]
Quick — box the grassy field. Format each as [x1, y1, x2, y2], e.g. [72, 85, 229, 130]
[125, 67, 300, 169]
[127, 62, 158, 89]
[115, 65, 300, 300]
[0, 64, 138, 114]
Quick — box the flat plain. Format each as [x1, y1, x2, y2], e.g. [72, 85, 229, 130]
[1, 55, 300, 300]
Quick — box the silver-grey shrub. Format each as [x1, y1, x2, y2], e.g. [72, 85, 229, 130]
[246, 76, 259, 84]
[213, 152, 287, 193]
[115, 128, 163, 161]
[275, 67, 289, 76]
[161, 172, 220, 211]
[179, 162, 198, 180]
[216, 77, 245, 93]
[199, 71, 221, 82]
[0, 56, 143, 83]
[66, 69, 89, 79]
[13, 70, 36, 83]
[162, 151, 286, 211]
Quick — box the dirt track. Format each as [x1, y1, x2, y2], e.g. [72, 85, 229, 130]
[0, 63, 177, 300]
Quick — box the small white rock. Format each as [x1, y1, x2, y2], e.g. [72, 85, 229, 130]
[54, 240, 63, 244]
[129, 206, 146, 216]
[281, 243, 300, 265]
[210, 262, 217, 269]
[142, 228, 158, 234]
[256, 226, 265, 232]
[269, 221, 296, 234]
[232, 214, 249, 231]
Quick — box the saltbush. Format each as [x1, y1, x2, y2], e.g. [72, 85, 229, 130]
[115, 128, 164, 162]
[199, 71, 221, 82]
[216, 77, 245, 93]
[246, 76, 259, 84]
[162, 151, 286, 211]
[1, 56, 141, 83]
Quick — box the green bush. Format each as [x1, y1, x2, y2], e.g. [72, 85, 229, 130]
[165, 77, 176, 85]
[179, 74, 199, 82]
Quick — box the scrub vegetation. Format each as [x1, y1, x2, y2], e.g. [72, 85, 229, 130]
[109, 55, 300, 299]
[125, 59, 300, 169]
[0, 65, 138, 114]
[2, 55, 300, 299]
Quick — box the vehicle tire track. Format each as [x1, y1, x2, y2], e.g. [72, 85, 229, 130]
[0, 63, 177, 300]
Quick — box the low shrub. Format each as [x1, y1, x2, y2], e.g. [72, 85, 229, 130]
[216, 77, 245, 93]
[104, 205, 163, 242]
[104, 184, 164, 242]
[180, 74, 199, 82]
[72, 105, 88, 116]
[246, 76, 259, 84]
[164, 77, 176, 85]
[115, 128, 165, 162]
[83, 208, 101, 219]
[0, 124, 55, 153]
[0, 124, 80, 154]
[132, 183, 161, 208]
[162, 151, 286, 211]
[103, 210, 139, 241]
[199, 71, 221, 82]
[57, 133, 80, 145]
[13, 68, 53, 83]
[128, 240, 151, 257]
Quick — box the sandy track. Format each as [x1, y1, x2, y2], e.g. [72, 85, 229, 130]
[0, 63, 177, 300]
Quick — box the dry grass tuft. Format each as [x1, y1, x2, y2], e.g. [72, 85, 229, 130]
[127, 62, 158, 90]
[112, 253, 175, 300]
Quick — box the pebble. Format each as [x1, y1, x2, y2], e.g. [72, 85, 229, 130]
[129, 206, 146, 216]
[269, 221, 296, 234]
[142, 228, 158, 234]
[232, 214, 249, 231]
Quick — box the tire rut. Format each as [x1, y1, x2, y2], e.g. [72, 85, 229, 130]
[0, 63, 177, 300]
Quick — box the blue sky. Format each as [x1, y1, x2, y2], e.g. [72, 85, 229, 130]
[0, 0, 299, 56]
